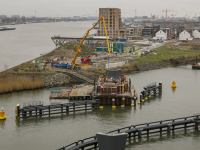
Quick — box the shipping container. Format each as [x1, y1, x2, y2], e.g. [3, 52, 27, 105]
[95, 47, 108, 52]
[120, 38, 128, 42]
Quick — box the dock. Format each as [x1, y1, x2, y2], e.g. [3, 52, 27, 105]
[58, 114, 200, 150]
[15, 100, 99, 119]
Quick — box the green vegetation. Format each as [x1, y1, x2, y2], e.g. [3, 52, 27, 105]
[81, 42, 200, 77]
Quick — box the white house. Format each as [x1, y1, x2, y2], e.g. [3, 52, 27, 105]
[179, 30, 193, 41]
[153, 30, 167, 40]
[192, 30, 200, 39]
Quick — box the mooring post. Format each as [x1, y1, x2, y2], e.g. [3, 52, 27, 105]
[29, 111, 32, 117]
[112, 99, 116, 108]
[73, 103, 75, 112]
[122, 98, 125, 105]
[61, 104, 63, 113]
[39, 109, 42, 115]
[35, 106, 38, 117]
[147, 123, 149, 135]
[160, 121, 162, 132]
[140, 94, 142, 103]
[167, 124, 171, 133]
[159, 82, 162, 92]
[66, 106, 69, 112]
[134, 97, 137, 106]
[85, 101, 87, 110]
[138, 129, 143, 138]
[15, 104, 20, 118]
[195, 115, 199, 130]
[48, 106, 50, 115]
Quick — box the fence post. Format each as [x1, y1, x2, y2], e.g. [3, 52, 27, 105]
[66, 106, 69, 112]
[159, 82, 162, 92]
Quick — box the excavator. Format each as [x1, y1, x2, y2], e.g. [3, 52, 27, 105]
[72, 16, 110, 70]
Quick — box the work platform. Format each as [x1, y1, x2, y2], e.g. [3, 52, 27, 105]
[69, 84, 93, 100]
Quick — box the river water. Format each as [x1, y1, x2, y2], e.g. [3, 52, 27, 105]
[1, 22, 200, 150]
[0, 65, 200, 150]
[0, 21, 96, 71]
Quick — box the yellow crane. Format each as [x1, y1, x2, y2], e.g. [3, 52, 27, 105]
[72, 16, 110, 70]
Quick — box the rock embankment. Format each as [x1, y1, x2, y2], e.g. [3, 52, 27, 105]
[41, 74, 69, 87]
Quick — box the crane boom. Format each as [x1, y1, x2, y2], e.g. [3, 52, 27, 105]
[72, 16, 110, 70]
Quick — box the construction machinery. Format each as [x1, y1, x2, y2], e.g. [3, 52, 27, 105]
[72, 16, 110, 70]
[81, 54, 94, 65]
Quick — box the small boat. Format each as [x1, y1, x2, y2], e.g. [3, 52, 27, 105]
[0, 27, 16, 31]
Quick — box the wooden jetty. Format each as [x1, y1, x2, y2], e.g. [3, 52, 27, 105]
[69, 84, 93, 100]
[94, 70, 137, 106]
[55, 68, 94, 84]
[15, 100, 99, 119]
[58, 114, 200, 150]
[139, 82, 162, 103]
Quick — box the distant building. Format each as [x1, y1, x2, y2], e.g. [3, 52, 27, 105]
[179, 30, 193, 41]
[192, 29, 200, 39]
[129, 26, 143, 36]
[11, 15, 20, 19]
[0, 15, 7, 19]
[153, 30, 167, 40]
[97, 8, 129, 38]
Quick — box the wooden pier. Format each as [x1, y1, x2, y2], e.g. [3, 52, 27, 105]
[15, 100, 99, 119]
[58, 114, 200, 150]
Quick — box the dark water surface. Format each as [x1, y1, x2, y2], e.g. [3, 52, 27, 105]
[0, 65, 200, 149]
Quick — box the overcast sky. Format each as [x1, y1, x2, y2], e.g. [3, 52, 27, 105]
[1, 0, 200, 18]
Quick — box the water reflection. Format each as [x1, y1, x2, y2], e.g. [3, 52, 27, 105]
[126, 129, 200, 149]
[0, 120, 5, 129]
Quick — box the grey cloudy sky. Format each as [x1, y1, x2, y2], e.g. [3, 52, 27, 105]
[1, 0, 199, 18]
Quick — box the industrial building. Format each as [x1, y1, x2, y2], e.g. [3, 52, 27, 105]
[97, 8, 129, 38]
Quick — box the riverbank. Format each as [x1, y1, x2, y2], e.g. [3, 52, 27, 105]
[1, 41, 200, 94]
[80, 42, 200, 77]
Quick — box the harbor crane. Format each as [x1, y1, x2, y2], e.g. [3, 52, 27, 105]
[72, 16, 110, 70]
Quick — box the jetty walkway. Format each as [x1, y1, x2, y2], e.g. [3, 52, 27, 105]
[58, 114, 200, 150]
[54, 68, 94, 84]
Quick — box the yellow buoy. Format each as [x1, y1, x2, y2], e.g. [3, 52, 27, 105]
[138, 102, 140, 104]
[99, 106, 104, 109]
[142, 100, 144, 102]
[171, 80, 177, 88]
[149, 95, 151, 98]
[131, 104, 134, 107]
[0, 108, 6, 120]
[112, 106, 116, 109]
[121, 105, 125, 108]
[145, 97, 148, 100]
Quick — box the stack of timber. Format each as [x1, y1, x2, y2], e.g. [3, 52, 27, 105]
[93, 70, 137, 105]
